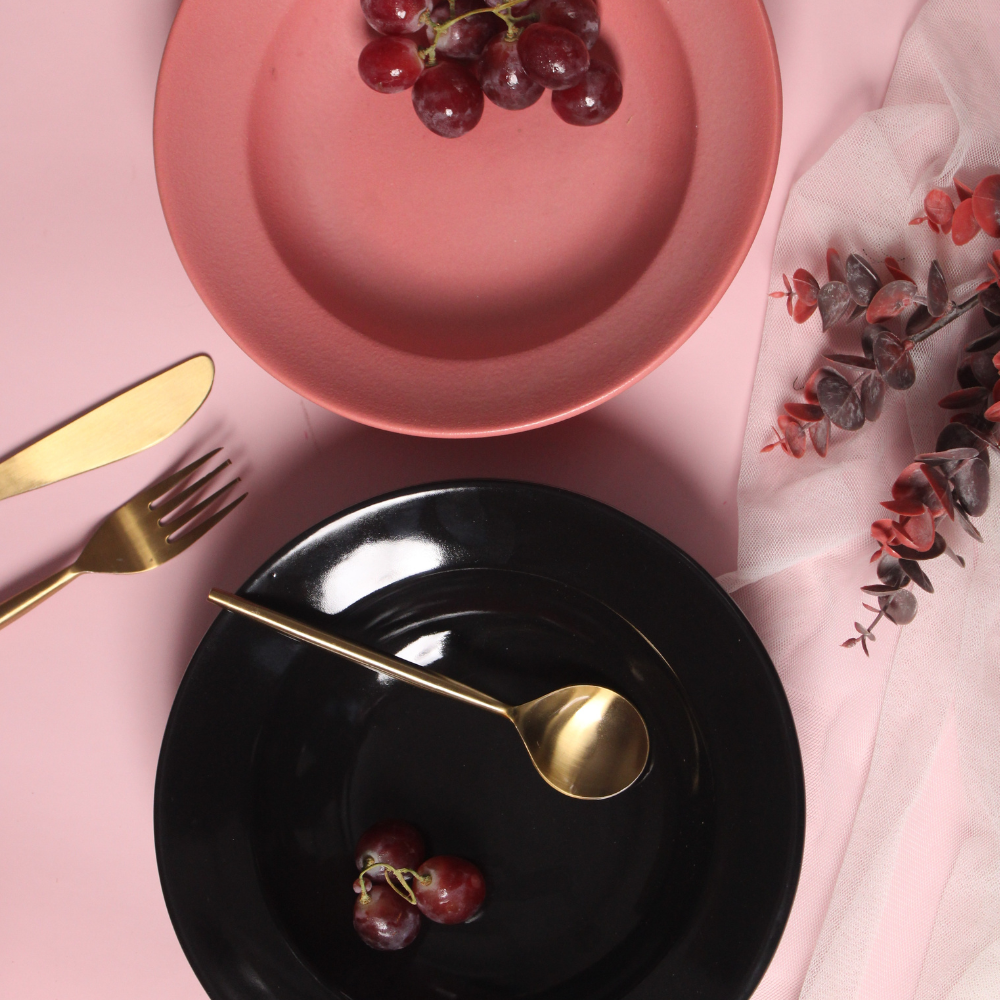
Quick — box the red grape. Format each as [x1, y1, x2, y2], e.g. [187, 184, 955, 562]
[361, 0, 433, 35]
[478, 34, 544, 110]
[412, 61, 484, 137]
[358, 36, 425, 93]
[551, 59, 622, 125]
[413, 856, 486, 924]
[353, 884, 421, 950]
[355, 819, 425, 882]
[426, 0, 501, 60]
[516, 23, 589, 90]
[535, 0, 599, 49]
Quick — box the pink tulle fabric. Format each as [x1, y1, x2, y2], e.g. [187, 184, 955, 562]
[721, 2, 1000, 997]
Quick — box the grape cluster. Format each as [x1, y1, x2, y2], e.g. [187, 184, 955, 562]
[352, 819, 487, 950]
[357, 0, 622, 137]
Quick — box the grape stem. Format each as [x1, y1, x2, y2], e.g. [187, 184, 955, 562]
[418, 0, 537, 64]
[356, 861, 430, 906]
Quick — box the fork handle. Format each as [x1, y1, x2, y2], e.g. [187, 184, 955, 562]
[0, 566, 81, 631]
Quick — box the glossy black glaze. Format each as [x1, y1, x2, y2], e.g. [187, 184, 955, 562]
[155, 481, 803, 1000]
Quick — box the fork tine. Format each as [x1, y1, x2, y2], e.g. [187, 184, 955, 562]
[166, 477, 242, 535]
[155, 459, 232, 521]
[165, 491, 248, 555]
[136, 449, 223, 507]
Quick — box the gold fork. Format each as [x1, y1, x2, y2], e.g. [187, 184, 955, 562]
[0, 449, 246, 631]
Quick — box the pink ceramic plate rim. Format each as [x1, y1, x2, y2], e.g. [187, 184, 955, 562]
[155, 0, 781, 438]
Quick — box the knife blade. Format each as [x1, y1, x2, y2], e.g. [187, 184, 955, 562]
[0, 355, 215, 502]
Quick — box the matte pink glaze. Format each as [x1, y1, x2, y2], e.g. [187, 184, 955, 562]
[154, 0, 781, 436]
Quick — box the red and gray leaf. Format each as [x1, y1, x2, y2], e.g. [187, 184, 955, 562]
[879, 589, 917, 625]
[866, 280, 917, 323]
[890, 533, 946, 561]
[935, 422, 991, 460]
[880, 497, 926, 516]
[927, 260, 949, 317]
[861, 324, 888, 360]
[845, 253, 881, 306]
[818, 281, 853, 330]
[952, 197, 980, 245]
[791, 268, 820, 304]
[872, 518, 898, 552]
[972, 174, 1000, 238]
[953, 502, 984, 542]
[816, 371, 865, 430]
[808, 415, 831, 457]
[966, 328, 1000, 353]
[916, 447, 981, 465]
[980, 284, 1000, 319]
[897, 559, 933, 593]
[892, 462, 930, 503]
[943, 542, 966, 568]
[777, 414, 807, 458]
[784, 402, 824, 423]
[950, 457, 990, 516]
[895, 510, 936, 551]
[939, 386, 989, 409]
[792, 297, 818, 323]
[827, 248, 847, 284]
[824, 353, 877, 370]
[804, 366, 839, 404]
[919, 462, 954, 519]
[957, 360, 980, 389]
[873, 330, 917, 390]
[884, 256, 915, 283]
[906, 306, 934, 338]
[861, 373, 886, 421]
[877, 554, 910, 589]
[970, 351, 999, 389]
[949, 413, 999, 446]
[924, 188, 955, 229]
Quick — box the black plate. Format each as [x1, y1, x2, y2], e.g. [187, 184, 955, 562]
[155, 481, 803, 1000]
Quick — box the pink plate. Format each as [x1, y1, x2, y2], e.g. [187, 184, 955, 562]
[154, 0, 780, 437]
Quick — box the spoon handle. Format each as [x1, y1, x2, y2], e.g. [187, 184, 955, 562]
[208, 590, 511, 717]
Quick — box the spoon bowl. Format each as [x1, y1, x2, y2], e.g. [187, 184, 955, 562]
[512, 686, 650, 799]
[208, 590, 650, 800]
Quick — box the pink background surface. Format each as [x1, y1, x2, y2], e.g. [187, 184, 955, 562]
[0, 0, 923, 997]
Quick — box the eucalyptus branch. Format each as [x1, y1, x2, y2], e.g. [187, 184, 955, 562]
[909, 292, 980, 344]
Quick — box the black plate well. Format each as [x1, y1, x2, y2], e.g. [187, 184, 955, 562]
[155, 481, 803, 1000]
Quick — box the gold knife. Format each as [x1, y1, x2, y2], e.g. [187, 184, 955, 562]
[0, 355, 215, 502]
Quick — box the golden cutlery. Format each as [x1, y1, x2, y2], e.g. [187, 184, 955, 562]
[0, 451, 246, 631]
[207, 590, 650, 800]
[0, 355, 215, 502]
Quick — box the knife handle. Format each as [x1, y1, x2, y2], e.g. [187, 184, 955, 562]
[0, 566, 81, 631]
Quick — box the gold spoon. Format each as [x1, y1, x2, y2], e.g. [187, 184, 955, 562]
[208, 589, 650, 800]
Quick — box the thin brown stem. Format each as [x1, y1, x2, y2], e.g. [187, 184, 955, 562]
[910, 293, 981, 344]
